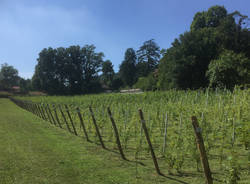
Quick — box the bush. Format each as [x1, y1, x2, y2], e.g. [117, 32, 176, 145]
[207, 50, 250, 90]
[134, 73, 157, 91]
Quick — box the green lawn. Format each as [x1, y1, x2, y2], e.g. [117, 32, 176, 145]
[1, 98, 249, 184]
[0, 98, 189, 184]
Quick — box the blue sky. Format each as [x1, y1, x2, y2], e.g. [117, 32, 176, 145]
[0, 0, 249, 79]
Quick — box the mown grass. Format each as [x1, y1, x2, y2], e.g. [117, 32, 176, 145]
[1, 94, 249, 184]
[0, 98, 199, 184]
[16, 89, 250, 182]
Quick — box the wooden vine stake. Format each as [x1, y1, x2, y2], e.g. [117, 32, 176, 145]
[89, 106, 105, 149]
[191, 116, 213, 184]
[163, 112, 168, 154]
[59, 105, 72, 133]
[107, 107, 126, 160]
[35, 104, 41, 118]
[28, 103, 34, 114]
[65, 105, 78, 136]
[31, 103, 35, 114]
[76, 107, 89, 141]
[44, 104, 53, 125]
[47, 105, 57, 126]
[33, 104, 39, 117]
[53, 105, 62, 128]
[39, 104, 47, 120]
[36, 104, 43, 119]
[26, 102, 31, 112]
[41, 104, 48, 121]
[138, 109, 162, 175]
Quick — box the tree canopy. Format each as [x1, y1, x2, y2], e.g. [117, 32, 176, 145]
[119, 48, 137, 87]
[0, 63, 19, 90]
[101, 60, 115, 88]
[136, 39, 161, 77]
[32, 45, 104, 95]
[158, 5, 250, 90]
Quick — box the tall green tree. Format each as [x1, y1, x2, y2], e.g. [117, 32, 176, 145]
[119, 48, 137, 87]
[64, 46, 83, 94]
[0, 63, 19, 90]
[158, 28, 219, 89]
[19, 78, 32, 93]
[191, 5, 227, 31]
[101, 60, 115, 88]
[32, 65, 42, 91]
[32, 47, 61, 94]
[158, 5, 250, 90]
[111, 73, 123, 90]
[136, 39, 161, 77]
[32, 45, 104, 95]
[81, 45, 104, 93]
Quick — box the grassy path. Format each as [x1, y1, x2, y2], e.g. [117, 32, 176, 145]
[0, 98, 188, 184]
[0, 98, 138, 184]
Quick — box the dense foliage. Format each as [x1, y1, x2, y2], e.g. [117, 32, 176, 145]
[0, 63, 19, 90]
[158, 6, 250, 90]
[101, 60, 115, 88]
[207, 50, 250, 89]
[119, 48, 137, 87]
[32, 45, 104, 95]
[136, 39, 161, 77]
[0, 63, 31, 93]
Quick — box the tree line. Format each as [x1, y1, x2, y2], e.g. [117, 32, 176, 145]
[1, 5, 249, 95]
[0, 63, 32, 93]
[30, 38, 162, 94]
[158, 5, 250, 90]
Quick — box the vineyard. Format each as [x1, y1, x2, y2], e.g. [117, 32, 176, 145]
[12, 88, 250, 183]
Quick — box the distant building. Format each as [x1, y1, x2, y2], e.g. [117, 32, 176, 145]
[120, 89, 142, 93]
[12, 86, 20, 93]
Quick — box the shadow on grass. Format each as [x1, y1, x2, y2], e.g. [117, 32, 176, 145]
[93, 142, 192, 184]
[103, 147, 146, 166]
[158, 173, 189, 184]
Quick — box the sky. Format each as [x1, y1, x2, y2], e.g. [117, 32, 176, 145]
[0, 0, 249, 79]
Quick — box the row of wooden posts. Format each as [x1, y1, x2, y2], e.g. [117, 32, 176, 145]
[10, 98, 213, 184]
